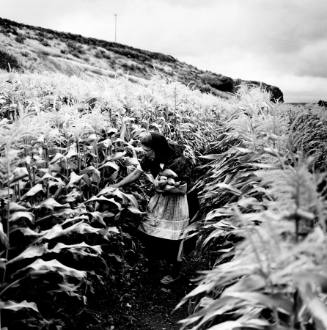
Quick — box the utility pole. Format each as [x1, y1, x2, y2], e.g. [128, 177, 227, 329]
[114, 14, 117, 42]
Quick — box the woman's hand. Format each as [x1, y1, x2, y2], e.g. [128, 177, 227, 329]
[153, 177, 165, 192]
[153, 178, 160, 189]
[163, 183, 187, 194]
[109, 168, 142, 189]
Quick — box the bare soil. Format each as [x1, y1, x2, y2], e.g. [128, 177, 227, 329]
[75, 236, 202, 330]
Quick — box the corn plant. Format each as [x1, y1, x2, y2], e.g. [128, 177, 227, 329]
[179, 92, 327, 330]
[0, 70, 240, 328]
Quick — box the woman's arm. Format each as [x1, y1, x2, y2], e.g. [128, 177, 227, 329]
[112, 168, 142, 188]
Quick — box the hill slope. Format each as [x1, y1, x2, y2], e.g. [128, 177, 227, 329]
[0, 17, 283, 101]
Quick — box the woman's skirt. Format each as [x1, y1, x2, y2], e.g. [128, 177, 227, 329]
[138, 192, 189, 240]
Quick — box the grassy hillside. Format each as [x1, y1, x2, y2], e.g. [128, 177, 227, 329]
[0, 17, 283, 102]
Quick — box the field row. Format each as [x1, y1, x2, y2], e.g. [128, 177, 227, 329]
[0, 72, 326, 329]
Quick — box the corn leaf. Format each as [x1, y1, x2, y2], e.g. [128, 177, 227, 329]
[67, 171, 85, 187]
[9, 211, 34, 224]
[22, 183, 44, 199]
[50, 242, 102, 255]
[99, 161, 119, 171]
[85, 196, 122, 211]
[15, 258, 86, 279]
[35, 198, 70, 211]
[39, 222, 102, 241]
[0, 223, 9, 247]
[9, 201, 28, 212]
[0, 300, 38, 312]
[8, 246, 46, 264]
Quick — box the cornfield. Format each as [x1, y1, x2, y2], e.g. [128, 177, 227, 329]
[0, 71, 326, 329]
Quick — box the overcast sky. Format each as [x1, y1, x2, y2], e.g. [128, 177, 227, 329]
[1, 0, 327, 102]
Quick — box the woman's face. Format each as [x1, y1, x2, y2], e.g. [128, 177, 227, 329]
[141, 145, 155, 160]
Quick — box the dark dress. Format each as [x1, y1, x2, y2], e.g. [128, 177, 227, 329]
[138, 146, 193, 263]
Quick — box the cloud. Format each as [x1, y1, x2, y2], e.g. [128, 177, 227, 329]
[293, 40, 327, 78]
[274, 74, 327, 102]
[157, 0, 217, 8]
[1, 0, 327, 101]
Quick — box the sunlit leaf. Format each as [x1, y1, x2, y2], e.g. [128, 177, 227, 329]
[97, 186, 120, 197]
[16, 258, 86, 279]
[87, 133, 97, 142]
[127, 206, 144, 215]
[35, 198, 70, 211]
[0, 258, 7, 269]
[9, 202, 28, 212]
[215, 183, 242, 195]
[9, 211, 34, 224]
[0, 188, 14, 198]
[108, 151, 126, 161]
[247, 163, 277, 169]
[22, 183, 44, 199]
[85, 196, 122, 211]
[61, 215, 89, 227]
[50, 242, 102, 255]
[38, 172, 61, 182]
[207, 321, 242, 330]
[199, 154, 222, 161]
[224, 274, 266, 294]
[0, 300, 38, 312]
[107, 127, 118, 135]
[9, 167, 29, 183]
[63, 188, 83, 203]
[49, 152, 64, 164]
[98, 138, 112, 148]
[89, 211, 106, 227]
[8, 246, 46, 264]
[0, 223, 9, 247]
[208, 318, 269, 330]
[103, 227, 119, 237]
[40, 222, 102, 241]
[67, 171, 84, 187]
[124, 156, 139, 167]
[50, 282, 82, 297]
[49, 162, 62, 173]
[81, 166, 101, 183]
[10, 179, 28, 190]
[222, 291, 292, 315]
[297, 278, 327, 329]
[12, 227, 42, 238]
[97, 187, 138, 207]
[99, 161, 119, 172]
[66, 144, 78, 159]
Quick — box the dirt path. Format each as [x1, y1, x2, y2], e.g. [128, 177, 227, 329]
[80, 257, 198, 330]
[74, 229, 202, 330]
[116, 244, 201, 329]
[124, 272, 191, 330]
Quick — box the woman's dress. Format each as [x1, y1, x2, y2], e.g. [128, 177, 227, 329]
[138, 148, 193, 241]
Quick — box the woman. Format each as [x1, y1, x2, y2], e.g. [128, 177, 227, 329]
[112, 132, 193, 284]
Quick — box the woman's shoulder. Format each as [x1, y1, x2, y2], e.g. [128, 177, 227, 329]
[166, 153, 194, 178]
[169, 154, 193, 169]
[168, 142, 195, 166]
[168, 141, 185, 157]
